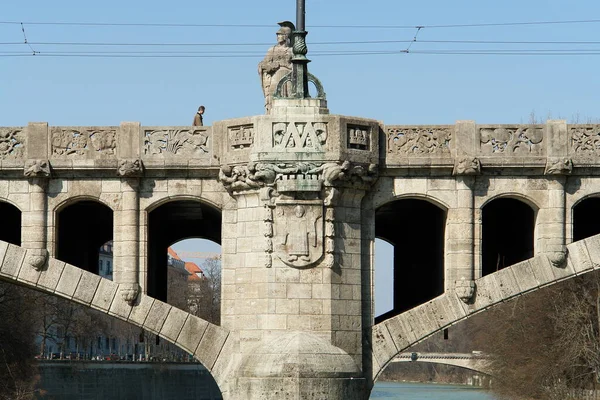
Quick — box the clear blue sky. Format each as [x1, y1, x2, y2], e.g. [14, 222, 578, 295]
[2, 0, 599, 126]
[3, 0, 599, 315]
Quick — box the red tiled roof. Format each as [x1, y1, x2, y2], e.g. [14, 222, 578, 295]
[188, 274, 203, 282]
[167, 247, 181, 260]
[185, 261, 202, 274]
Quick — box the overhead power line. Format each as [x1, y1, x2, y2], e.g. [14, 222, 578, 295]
[3, 39, 600, 47]
[1, 18, 600, 29]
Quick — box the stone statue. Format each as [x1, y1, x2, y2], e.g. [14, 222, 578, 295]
[258, 22, 293, 113]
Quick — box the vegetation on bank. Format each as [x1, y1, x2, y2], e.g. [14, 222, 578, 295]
[385, 270, 600, 400]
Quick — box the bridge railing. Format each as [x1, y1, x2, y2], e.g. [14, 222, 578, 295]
[2, 121, 599, 171]
[0, 123, 220, 172]
[383, 121, 600, 171]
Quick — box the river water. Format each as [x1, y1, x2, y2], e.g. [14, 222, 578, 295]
[371, 382, 497, 399]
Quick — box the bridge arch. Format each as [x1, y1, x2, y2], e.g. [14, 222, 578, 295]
[479, 192, 541, 211]
[383, 193, 451, 211]
[480, 196, 536, 276]
[55, 199, 114, 275]
[371, 233, 600, 382]
[572, 195, 600, 242]
[0, 200, 21, 246]
[52, 194, 118, 214]
[0, 240, 230, 392]
[391, 353, 492, 375]
[375, 197, 447, 321]
[145, 197, 222, 303]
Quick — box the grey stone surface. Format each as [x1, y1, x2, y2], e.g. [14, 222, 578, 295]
[73, 270, 101, 305]
[37, 258, 66, 291]
[91, 278, 119, 312]
[176, 315, 209, 355]
[128, 294, 155, 326]
[160, 307, 189, 343]
[196, 324, 229, 370]
[143, 300, 172, 335]
[55, 263, 83, 298]
[0, 244, 25, 279]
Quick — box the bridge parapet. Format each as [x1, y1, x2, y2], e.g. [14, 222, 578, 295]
[383, 121, 600, 173]
[5, 121, 600, 175]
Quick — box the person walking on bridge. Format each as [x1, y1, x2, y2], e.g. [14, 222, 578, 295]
[193, 105, 205, 126]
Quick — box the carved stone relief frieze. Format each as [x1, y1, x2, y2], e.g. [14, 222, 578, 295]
[272, 121, 327, 150]
[219, 161, 378, 194]
[347, 125, 369, 150]
[0, 128, 25, 160]
[570, 125, 600, 155]
[144, 128, 209, 156]
[229, 124, 254, 150]
[480, 126, 543, 155]
[387, 127, 452, 155]
[51, 128, 116, 158]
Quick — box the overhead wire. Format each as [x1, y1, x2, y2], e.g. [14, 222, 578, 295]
[3, 18, 600, 58]
[1, 18, 600, 29]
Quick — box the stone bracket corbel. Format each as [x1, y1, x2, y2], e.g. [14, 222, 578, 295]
[24, 159, 51, 179]
[544, 158, 572, 175]
[117, 159, 144, 178]
[452, 157, 481, 176]
[455, 278, 476, 304]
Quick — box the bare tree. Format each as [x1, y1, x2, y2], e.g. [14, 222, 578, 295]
[188, 256, 221, 325]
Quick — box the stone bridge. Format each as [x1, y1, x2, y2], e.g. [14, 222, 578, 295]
[392, 352, 492, 375]
[2, 109, 600, 399]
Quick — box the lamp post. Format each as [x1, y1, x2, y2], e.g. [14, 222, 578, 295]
[291, 0, 310, 98]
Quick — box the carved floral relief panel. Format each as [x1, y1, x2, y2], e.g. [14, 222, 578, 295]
[480, 125, 544, 155]
[272, 121, 328, 150]
[0, 128, 25, 160]
[143, 128, 210, 157]
[51, 127, 117, 158]
[386, 126, 452, 156]
[570, 125, 600, 155]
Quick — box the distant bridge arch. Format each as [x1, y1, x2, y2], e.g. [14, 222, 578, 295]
[392, 352, 492, 375]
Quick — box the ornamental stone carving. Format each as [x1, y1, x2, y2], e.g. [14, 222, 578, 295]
[51, 128, 116, 158]
[480, 126, 543, 154]
[274, 201, 324, 269]
[548, 250, 568, 268]
[117, 159, 144, 177]
[544, 158, 573, 175]
[229, 124, 254, 150]
[272, 122, 327, 150]
[348, 125, 369, 150]
[0, 128, 24, 160]
[387, 127, 451, 155]
[219, 161, 377, 193]
[24, 159, 51, 178]
[26, 249, 48, 271]
[453, 157, 481, 176]
[119, 283, 140, 306]
[455, 278, 475, 303]
[144, 128, 209, 156]
[570, 125, 600, 154]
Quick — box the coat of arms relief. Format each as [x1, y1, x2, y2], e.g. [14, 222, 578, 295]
[274, 200, 324, 268]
